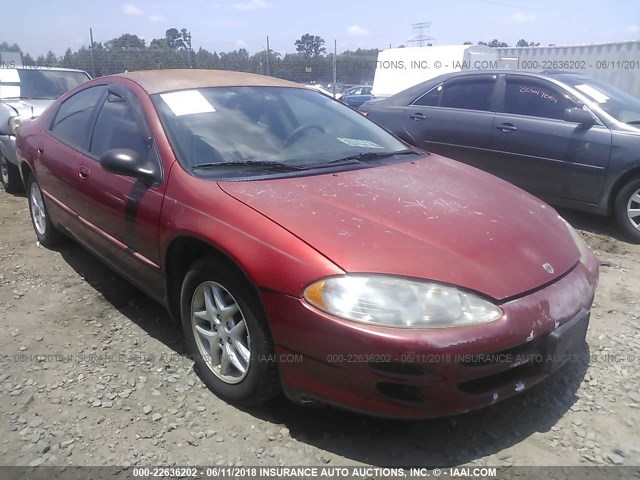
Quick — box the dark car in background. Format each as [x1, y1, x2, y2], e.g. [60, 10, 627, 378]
[338, 85, 372, 109]
[0, 66, 90, 192]
[360, 71, 640, 241]
[16, 69, 598, 418]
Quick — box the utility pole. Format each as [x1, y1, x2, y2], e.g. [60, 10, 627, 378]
[265, 36, 271, 76]
[407, 22, 435, 47]
[332, 39, 337, 97]
[89, 28, 96, 77]
[178, 30, 193, 68]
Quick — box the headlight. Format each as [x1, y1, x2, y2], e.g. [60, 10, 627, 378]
[304, 275, 502, 328]
[8, 116, 26, 135]
[559, 216, 590, 265]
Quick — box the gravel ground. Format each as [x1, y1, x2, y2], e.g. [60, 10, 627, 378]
[0, 188, 639, 469]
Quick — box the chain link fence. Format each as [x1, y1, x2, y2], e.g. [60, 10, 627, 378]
[13, 43, 379, 91]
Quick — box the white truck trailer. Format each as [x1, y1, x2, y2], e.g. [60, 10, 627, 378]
[498, 40, 640, 98]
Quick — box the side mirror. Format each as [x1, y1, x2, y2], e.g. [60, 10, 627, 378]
[100, 149, 157, 183]
[564, 108, 595, 126]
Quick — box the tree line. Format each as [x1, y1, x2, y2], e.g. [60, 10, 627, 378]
[2, 33, 379, 85]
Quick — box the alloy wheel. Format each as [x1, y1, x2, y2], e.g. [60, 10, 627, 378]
[29, 181, 47, 236]
[0, 156, 8, 186]
[627, 188, 640, 232]
[190, 281, 251, 384]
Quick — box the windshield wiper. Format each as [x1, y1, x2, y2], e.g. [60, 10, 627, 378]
[627, 120, 640, 125]
[327, 149, 420, 165]
[192, 160, 306, 171]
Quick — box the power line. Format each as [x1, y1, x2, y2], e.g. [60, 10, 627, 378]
[407, 22, 435, 47]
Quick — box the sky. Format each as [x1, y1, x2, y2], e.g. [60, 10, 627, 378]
[2, 0, 639, 57]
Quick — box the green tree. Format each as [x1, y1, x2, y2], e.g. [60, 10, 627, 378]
[294, 34, 326, 57]
[516, 39, 541, 47]
[22, 53, 35, 66]
[165, 28, 180, 49]
[45, 50, 59, 67]
[105, 34, 146, 51]
[478, 39, 509, 47]
[0, 41, 22, 53]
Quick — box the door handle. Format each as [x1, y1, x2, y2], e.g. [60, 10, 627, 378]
[78, 166, 90, 180]
[36, 146, 45, 156]
[410, 113, 426, 121]
[496, 123, 517, 132]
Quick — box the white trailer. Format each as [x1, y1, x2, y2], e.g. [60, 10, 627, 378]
[371, 45, 513, 98]
[498, 40, 640, 98]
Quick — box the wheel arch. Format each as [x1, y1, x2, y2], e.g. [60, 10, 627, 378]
[19, 160, 34, 189]
[608, 164, 640, 215]
[163, 235, 264, 326]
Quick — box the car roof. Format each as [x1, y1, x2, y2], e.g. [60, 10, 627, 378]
[374, 69, 595, 107]
[412, 69, 578, 80]
[111, 69, 302, 94]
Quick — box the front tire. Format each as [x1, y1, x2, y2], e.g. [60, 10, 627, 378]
[180, 257, 280, 406]
[27, 176, 65, 247]
[615, 178, 640, 242]
[0, 154, 22, 194]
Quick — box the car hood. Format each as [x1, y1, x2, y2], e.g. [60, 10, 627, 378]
[1, 99, 53, 118]
[219, 154, 580, 300]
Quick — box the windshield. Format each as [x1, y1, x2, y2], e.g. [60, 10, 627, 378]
[556, 75, 640, 125]
[0, 69, 89, 100]
[153, 86, 411, 178]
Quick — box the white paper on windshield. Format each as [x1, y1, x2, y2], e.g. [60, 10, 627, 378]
[160, 90, 216, 116]
[574, 84, 610, 104]
[0, 85, 20, 98]
[337, 138, 384, 149]
[0, 69, 20, 83]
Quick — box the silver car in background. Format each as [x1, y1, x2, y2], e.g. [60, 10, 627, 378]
[0, 66, 90, 192]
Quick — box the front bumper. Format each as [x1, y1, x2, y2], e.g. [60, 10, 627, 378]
[262, 253, 599, 419]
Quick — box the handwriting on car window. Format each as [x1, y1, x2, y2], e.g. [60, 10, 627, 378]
[519, 86, 558, 103]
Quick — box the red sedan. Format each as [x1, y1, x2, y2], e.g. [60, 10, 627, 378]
[15, 70, 598, 418]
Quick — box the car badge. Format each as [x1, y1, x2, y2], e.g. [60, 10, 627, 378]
[543, 263, 555, 274]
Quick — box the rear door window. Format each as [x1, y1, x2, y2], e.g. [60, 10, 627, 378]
[504, 76, 577, 120]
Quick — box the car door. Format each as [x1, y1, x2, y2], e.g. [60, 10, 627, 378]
[349, 87, 372, 109]
[74, 86, 166, 300]
[402, 74, 498, 171]
[490, 74, 612, 203]
[41, 85, 107, 237]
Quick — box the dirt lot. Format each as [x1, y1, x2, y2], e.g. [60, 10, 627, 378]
[0, 188, 639, 469]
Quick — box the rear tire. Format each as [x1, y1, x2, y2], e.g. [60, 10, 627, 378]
[180, 257, 280, 406]
[26, 176, 65, 247]
[0, 154, 22, 194]
[614, 178, 640, 242]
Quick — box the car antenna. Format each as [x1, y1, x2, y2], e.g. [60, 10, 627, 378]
[31, 106, 34, 119]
